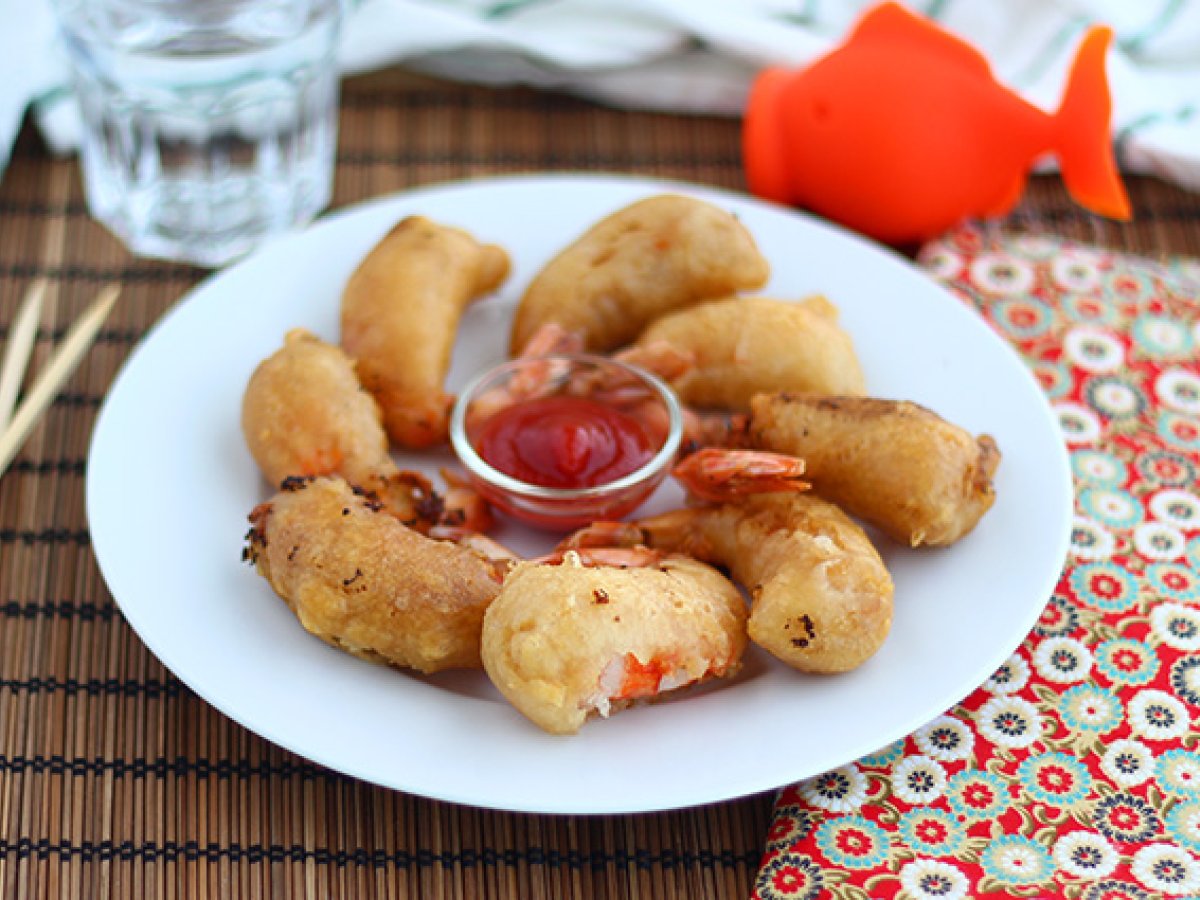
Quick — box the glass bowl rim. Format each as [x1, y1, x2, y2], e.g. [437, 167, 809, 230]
[449, 352, 684, 503]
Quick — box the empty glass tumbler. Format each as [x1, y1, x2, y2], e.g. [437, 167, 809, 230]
[53, 0, 344, 267]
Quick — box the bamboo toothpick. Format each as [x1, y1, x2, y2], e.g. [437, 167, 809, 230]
[0, 284, 120, 479]
[0, 279, 48, 434]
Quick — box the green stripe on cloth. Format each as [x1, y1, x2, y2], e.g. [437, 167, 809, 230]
[1120, 0, 1187, 55]
[1116, 103, 1198, 168]
[923, 0, 954, 20]
[1009, 17, 1090, 90]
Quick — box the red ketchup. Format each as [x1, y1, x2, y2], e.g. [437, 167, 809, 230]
[473, 395, 655, 490]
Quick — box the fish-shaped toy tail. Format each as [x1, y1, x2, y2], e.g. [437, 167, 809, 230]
[1056, 26, 1131, 220]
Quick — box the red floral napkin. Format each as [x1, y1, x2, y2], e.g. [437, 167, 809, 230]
[752, 227, 1200, 900]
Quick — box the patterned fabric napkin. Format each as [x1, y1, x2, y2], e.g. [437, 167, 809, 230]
[752, 228, 1200, 900]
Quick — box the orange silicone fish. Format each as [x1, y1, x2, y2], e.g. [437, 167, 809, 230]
[743, 2, 1131, 245]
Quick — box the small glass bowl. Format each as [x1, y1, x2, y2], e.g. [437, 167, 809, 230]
[449, 354, 683, 531]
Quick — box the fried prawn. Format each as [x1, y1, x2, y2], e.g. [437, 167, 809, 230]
[341, 216, 510, 448]
[245, 475, 503, 673]
[482, 552, 747, 734]
[631, 494, 892, 673]
[509, 194, 769, 354]
[565, 458, 893, 675]
[636, 295, 866, 408]
[747, 393, 1001, 546]
[241, 328, 393, 488]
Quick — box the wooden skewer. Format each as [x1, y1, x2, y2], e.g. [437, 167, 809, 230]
[0, 284, 120, 479]
[0, 279, 48, 434]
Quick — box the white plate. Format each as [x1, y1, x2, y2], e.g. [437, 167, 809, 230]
[87, 174, 1072, 815]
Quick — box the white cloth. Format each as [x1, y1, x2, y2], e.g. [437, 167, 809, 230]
[8, 0, 1200, 190]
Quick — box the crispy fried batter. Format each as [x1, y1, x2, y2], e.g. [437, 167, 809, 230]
[247, 476, 501, 673]
[241, 328, 393, 488]
[341, 216, 510, 448]
[749, 394, 1001, 546]
[637, 295, 866, 408]
[509, 194, 769, 354]
[482, 553, 746, 734]
[630, 494, 894, 674]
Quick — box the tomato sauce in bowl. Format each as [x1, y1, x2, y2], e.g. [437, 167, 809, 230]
[473, 394, 656, 490]
[450, 354, 683, 530]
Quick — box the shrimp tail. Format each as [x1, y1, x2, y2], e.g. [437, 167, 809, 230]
[363, 471, 442, 530]
[672, 448, 810, 503]
[557, 521, 651, 552]
[443, 531, 520, 582]
[613, 340, 696, 383]
[517, 322, 587, 357]
[533, 546, 666, 568]
[438, 467, 495, 535]
[578, 508, 717, 562]
[681, 411, 752, 455]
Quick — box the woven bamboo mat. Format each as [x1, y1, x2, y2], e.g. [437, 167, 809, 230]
[1, 70, 1198, 899]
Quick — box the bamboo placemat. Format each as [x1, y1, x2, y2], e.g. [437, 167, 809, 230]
[1, 69, 1198, 900]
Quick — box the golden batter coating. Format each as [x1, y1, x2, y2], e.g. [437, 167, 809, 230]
[509, 194, 769, 354]
[482, 553, 747, 734]
[245, 476, 502, 673]
[241, 328, 394, 488]
[748, 394, 1001, 546]
[341, 216, 510, 449]
[629, 494, 894, 674]
[637, 295, 866, 409]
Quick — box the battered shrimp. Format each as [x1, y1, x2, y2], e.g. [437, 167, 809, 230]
[565, 451, 894, 674]
[746, 393, 1001, 546]
[482, 551, 747, 734]
[241, 328, 393, 488]
[341, 216, 510, 449]
[244, 475, 507, 673]
[636, 295, 866, 408]
[241, 329, 488, 533]
[509, 194, 769, 354]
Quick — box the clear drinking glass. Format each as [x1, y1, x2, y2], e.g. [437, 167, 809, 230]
[53, 0, 343, 267]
